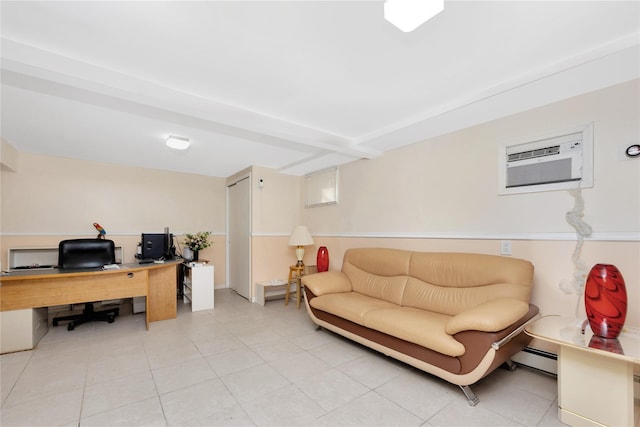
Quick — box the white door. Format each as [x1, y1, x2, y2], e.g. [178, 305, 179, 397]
[227, 176, 251, 299]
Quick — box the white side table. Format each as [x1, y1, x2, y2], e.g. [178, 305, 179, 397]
[183, 264, 214, 311]
[526, 315, 639, 427]
[255, 280, 295, 306]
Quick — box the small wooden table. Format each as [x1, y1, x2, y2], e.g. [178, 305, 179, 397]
[525, 315, 640, 427]
[285, 265, 304, 309]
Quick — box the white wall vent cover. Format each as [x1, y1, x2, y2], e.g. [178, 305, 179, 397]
[498, 123, 593, 195]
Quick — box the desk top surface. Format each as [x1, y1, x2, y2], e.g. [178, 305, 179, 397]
[1, 259, 182, 282]
[525, 315, 640, 364]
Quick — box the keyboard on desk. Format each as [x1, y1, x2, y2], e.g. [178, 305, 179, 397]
[13, 265, 55, 270]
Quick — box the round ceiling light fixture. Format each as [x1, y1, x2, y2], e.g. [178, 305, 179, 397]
[166, 135, 190, 150]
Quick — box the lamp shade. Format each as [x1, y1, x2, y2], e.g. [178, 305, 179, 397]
[288, 226, 314, 246]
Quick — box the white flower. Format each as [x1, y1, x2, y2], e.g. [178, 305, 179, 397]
[183, 231, 212, 251]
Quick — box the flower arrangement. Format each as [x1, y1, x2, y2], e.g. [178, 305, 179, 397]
[183, 231, 212, 251]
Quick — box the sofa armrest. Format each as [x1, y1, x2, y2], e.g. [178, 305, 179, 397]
[445, 299, 530, 335]
[302, 271, 352, 296]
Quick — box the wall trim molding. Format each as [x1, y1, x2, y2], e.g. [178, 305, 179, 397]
[251, 231, 639, 242]
[3, 231, 638, 242]
[0, 231, 226, 237]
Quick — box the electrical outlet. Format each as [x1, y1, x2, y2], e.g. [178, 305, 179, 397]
[501, 240, 512, 256]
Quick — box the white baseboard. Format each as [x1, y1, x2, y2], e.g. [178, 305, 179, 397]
[512, 347, 558, 375]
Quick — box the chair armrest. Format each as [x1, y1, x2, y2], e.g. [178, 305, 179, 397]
[445, 299, 530, 335]
[302, 271, 352, 296]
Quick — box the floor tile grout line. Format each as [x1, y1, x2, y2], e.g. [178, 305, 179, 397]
[1, 289, 561, 426]
[0, 350, 35, 409]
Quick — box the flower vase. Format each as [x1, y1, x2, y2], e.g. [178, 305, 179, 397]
[317, 246, 329, 272]
[193, 250, 199, 261]
[584, 264, 627, 339]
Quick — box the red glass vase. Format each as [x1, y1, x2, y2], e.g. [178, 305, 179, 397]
[588, 335, 624, 354]
[584, 264, 627, 339]
[317, 246, 329, 272]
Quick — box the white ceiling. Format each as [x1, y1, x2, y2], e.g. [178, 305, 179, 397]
[1, 1, 639, 177]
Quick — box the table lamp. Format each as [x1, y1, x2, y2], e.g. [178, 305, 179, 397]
[288, 225, 314, 267]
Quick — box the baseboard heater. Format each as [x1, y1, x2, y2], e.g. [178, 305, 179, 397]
[511, 347, 558, 375]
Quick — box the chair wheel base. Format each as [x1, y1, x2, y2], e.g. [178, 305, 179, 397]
[52, 303, 119, 331]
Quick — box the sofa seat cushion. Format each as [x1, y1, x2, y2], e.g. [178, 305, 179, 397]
[363, 307, 465, 357]
[309, 292, 398, 325]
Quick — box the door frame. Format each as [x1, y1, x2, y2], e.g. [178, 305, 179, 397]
[226, 172, 252, 299]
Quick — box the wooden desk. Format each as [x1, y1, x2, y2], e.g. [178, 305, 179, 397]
[0, 261, 180, 330]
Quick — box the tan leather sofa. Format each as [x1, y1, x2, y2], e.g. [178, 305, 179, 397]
[302, 248, 539, 405]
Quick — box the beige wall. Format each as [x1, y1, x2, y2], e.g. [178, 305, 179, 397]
[227, 166, 304, 295]
[0, 151, 227, 286]
[294, 80, 640, 327]
[251, 165, 303, 235]
[1, 137, 19, 172]
[304, 80, 639, 235]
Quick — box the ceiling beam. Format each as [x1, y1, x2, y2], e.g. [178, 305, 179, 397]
[1, 39, 381, 161]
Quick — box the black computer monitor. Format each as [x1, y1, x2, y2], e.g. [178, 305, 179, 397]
[141, 233, 166, 260]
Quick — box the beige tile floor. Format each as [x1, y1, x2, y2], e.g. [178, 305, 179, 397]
[1, 289, 566, 426]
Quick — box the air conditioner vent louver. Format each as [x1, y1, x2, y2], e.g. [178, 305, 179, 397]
[508, 145, 560, 162]
[498, 123, 593, 195]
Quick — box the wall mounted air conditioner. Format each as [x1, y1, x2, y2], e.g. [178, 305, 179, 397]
[498, 123, 593, 195]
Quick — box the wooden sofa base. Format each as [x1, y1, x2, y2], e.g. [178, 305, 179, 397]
[304, 287, 536, 405]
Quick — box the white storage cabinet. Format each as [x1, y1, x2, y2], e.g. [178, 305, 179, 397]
[183, 264, 214, 311]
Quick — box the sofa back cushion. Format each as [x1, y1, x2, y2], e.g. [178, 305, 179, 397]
[343, 263, 408, 305]
[343, 248, 411, 277]
[342, 248, 534, 315]
[342, 248, 411, 305]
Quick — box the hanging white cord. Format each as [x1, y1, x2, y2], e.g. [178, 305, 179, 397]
[559, 188, 592, 316]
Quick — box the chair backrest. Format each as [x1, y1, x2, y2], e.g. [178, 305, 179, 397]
[58, 239, 116, 269]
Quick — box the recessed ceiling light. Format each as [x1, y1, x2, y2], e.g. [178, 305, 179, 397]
[166, 135, 190, 150]
[384, 0, 444, 32]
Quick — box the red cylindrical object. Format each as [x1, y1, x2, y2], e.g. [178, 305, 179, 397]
[317, 246, 329, 272]
[584, 264, 627, 339]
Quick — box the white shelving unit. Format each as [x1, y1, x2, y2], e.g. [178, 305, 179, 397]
[7, 246, 124, 269]
[183, 263, 214, 311]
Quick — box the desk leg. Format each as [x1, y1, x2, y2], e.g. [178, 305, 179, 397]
[148, 266, 177, 323]
[145, 294, 150, 331]
[558, 346, 635, 426]
[296, 277, 301, 309]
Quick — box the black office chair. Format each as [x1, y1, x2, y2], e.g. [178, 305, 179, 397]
[52, 239, 120, 331]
